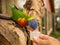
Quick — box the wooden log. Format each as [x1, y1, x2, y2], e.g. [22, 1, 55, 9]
[0, 19, 30, 45]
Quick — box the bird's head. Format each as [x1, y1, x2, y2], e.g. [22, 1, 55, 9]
[27, 19, 38, 31]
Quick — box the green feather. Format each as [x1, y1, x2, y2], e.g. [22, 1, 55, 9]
[27, 16, 34, 21]
[9, 4, 34, 21]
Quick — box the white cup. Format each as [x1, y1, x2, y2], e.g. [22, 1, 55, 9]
[30, 31, 40, 40]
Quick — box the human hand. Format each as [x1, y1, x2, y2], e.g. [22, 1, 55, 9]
[33, 34, 60, 45]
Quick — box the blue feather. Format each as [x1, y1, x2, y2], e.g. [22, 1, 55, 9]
[27, 19, 38, 30]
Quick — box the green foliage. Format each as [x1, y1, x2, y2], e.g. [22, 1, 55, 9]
[51, 32, 60, 38]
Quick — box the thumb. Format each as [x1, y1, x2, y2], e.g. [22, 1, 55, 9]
[37, 38, 50, 45]
[39, 34, 50, 40]
[33, 36, 50, 45]
[33, 36, 40, 44]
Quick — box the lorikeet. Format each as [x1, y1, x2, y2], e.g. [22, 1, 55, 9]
[9, 4, 38, 31]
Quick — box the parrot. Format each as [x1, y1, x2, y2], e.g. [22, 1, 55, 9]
[9, 4, 38, 31]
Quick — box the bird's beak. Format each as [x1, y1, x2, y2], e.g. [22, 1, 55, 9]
[26, 26, 34, 32]
[29, 27, 34, 32]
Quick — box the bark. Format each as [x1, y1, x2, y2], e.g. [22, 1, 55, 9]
[0, 19, 30, 45]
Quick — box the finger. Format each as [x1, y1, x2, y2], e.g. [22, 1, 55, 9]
[33, 37, 38, 44]
[39, 34, 56, 40]
[33, 42, 38, 45]
[39, 34, 50, 40]
[33, 38, 42, 45]
[33, 36, 50, 45]
[33, 34, 49, 43]
[33, 37, 47, 44]
[37, 38, 50, 45]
